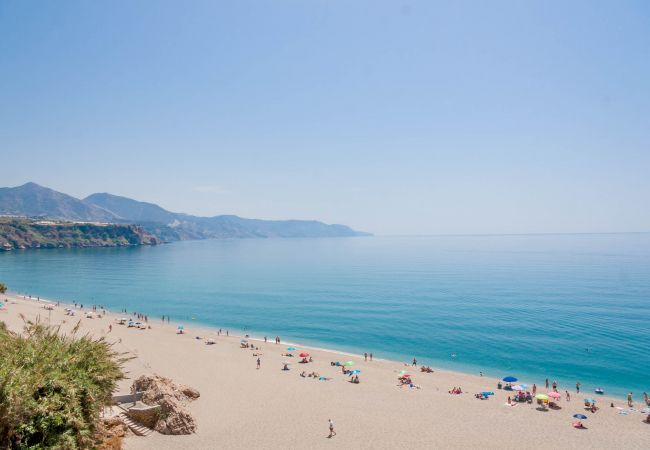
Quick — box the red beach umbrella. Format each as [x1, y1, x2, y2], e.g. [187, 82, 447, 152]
[299, 352, 310, 357]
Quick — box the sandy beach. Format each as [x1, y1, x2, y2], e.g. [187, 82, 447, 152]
[1, 293, 648, 449]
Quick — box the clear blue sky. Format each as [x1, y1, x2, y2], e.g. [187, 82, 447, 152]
[1, 1, 649, 235]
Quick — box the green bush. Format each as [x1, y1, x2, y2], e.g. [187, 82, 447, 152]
[0, 318, 129, 449]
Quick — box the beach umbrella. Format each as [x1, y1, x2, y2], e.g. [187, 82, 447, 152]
[584, 398, 596, 404]
[520, 384, 529, 389]
[548, 392, 561, 399]
[287, 347, 296, 351]
[348, 370, 361, 375]
[502, 376, 518, 383]
[343, 361, 355, 366]
[482, 392, 494, 396]
[299, 352, 310, 357]
[240, 339, 248, 343]
[399, 370, 408, 375]
[178, 325, 184, 330]
[512, 385, 524, 391]
[573, 414, 588, 420]
[536, 394, 549, 401]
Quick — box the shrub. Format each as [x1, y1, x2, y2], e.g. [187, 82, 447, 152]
[0, 318, 130, 449]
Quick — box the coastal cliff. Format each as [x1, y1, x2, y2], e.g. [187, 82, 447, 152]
[0, 218, 160, 251]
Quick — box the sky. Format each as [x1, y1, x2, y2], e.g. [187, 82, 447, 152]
[1, 1, 649, 235]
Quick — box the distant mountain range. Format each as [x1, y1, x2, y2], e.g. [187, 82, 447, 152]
[0, 183, 370, 241]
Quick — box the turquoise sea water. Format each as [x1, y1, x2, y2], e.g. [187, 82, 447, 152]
[1, 234, 648, 398]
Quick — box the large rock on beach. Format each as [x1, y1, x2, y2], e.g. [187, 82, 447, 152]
[132, 374, 200, 435]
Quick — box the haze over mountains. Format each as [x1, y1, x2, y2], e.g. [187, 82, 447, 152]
[0, 183, 370, 240]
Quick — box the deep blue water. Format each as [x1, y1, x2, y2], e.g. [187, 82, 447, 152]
[1, 234, 649, 398]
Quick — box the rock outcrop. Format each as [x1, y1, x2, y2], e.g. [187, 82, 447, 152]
[132, 375, 200, 435]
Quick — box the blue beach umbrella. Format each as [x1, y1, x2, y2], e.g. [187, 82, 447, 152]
[584, 398, 596, 404]
[348, 370, 361, 375]
[178, 325, 184, 330]
[573, 414, 588, 420]
[287, 347, 296, 351]
[482, 391, 495, 396]
[502, 376, 518, 383]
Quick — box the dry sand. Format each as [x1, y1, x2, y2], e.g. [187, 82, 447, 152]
[1, 293, 648, 449]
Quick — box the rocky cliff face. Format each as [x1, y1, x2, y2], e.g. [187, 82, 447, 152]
[0, 218, 160, 251]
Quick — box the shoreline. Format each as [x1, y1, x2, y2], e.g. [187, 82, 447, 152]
[4, 291, 641, 402]
[3, 291, 649, 449]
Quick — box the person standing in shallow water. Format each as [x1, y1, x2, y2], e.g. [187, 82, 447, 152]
[364, 352, 368, 361]
[412, 357, 417, 366]
[627, 392, 633, 407]
[576, 382, 581, 393]
[545, 378, 549, 389]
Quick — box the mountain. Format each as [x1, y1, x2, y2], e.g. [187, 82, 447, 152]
[0, 183, 370, 240]
[0, 182, 117, 222]
[83, 193, 176, 224]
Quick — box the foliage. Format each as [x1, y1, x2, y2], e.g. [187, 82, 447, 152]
[0, 318, 130, 449]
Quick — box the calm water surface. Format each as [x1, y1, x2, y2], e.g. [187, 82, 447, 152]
[1, 234, 648, 397]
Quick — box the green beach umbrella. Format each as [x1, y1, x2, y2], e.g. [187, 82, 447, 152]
[535, 394, 549, 401]
[343, 361, 355, 366]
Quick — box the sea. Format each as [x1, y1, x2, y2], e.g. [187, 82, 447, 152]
[1, 234, 648, 398]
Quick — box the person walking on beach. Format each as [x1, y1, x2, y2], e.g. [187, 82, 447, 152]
[328, 419, 336, 438]
[532, 384, 537, 395]
[576, 382, 580, 393]
[369, 353, 373, 361]
[627, 392, 633, 407]
[257, 358, 261, 369]
[364, 352, 368, 362]
[552, 380, 557, 391]
[565, 390, 570, 402]
[108, 324, 112, 333]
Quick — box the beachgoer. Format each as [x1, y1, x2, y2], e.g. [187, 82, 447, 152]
[108, 324, 112, 332]
[328, 419, 336, 438]
[370, 353, 373, 361]
[479, 371, 483, 377]
[264, 336, 267, 343]
[643, 392, 649, 406]
[412, 357, 417, 366]
[257, 358, 261, 369]
[627, 392, 633, 407]
[532, 384, 537, 395]
[545, 378, 549, 389]
[565, 390, 570, 402]
[552, 380, 557, 391]
[576, 382, 580, 393]
[364, 352, 368, 361]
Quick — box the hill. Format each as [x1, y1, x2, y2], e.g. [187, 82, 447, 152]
[0, 218, 160, 251]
